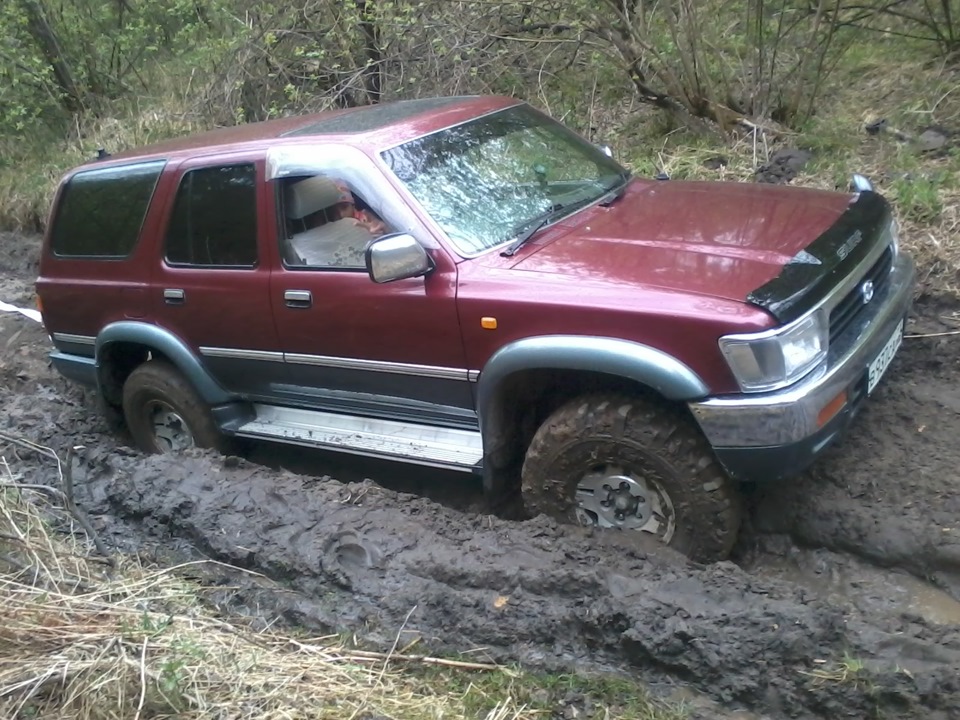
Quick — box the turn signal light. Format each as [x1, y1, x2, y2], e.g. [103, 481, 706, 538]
[817, 390, 847, 428]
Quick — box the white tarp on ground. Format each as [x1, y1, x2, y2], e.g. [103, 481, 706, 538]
[0, 300, 41, 323]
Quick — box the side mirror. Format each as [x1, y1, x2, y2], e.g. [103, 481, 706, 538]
[597, 143, 614, 158]
[365, 233, 433, 283]
[850, 173, 873, 192]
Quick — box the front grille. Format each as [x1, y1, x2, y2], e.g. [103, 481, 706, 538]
[828, 245, 894, 344]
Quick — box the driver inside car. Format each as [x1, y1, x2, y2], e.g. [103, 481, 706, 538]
[285, 176, 390, 267]
[328, 179, 388, 237]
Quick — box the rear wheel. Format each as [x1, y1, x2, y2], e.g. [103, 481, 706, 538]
[520, 394, 742, 562]
[122, 360, 226, 454]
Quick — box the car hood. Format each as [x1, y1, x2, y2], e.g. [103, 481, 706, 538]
[505, 180, 856, 304]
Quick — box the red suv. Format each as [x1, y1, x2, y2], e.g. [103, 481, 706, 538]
[36, 95, 915, 560]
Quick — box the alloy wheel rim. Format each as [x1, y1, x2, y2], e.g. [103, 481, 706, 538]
[574, 464, 677, 543]
[147, 400, 195, 452]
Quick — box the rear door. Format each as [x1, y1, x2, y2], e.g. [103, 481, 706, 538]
[151, 152, 285, 397]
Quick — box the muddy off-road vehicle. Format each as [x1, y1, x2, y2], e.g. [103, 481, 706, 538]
[36, 96, 915, 560]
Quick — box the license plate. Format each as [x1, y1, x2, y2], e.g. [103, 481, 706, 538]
[867, 319, 904, 394]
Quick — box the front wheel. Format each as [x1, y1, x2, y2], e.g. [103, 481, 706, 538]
[520, 394, 742, 562]
[122, 360, 227, 454]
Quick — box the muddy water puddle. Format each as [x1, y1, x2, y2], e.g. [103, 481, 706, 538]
[743, 542, 960, 626]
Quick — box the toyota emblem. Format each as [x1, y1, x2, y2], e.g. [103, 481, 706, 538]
[861, 279, 875, 304]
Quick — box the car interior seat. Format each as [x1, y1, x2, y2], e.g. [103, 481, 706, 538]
[284, 176, 372, 268]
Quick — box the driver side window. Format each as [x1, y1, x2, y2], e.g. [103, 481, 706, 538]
[279, 175, 393, 269]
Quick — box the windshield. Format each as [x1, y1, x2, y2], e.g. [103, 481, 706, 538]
[381, 104, 627, 255]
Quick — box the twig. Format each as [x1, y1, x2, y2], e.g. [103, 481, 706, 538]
[134, 637, 148, 720]
[905, 330, 960, 339]
[0, 530, 114, 565]
[0, 438, 114, 566]
[0, 432, 63, 483]
[62, 447, 113, 565]
[0, 482, 69, 498]
[0, 553, 95, 592]
[377, 605, 417, 685]
[0, 551, 33, 574]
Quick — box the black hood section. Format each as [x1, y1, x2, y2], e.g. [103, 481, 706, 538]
[747, 191, 891, 323]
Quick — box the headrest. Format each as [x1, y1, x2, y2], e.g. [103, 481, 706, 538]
[286, 176, 352, 220]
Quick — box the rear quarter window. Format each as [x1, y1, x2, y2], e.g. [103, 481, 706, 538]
[50, 160, 166, 258]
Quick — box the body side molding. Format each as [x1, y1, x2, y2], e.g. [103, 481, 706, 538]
[96, 321, 234, 404]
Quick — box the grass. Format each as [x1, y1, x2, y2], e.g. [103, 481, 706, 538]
[613, 35, 960, 295]
[0, 445, 684, 720]
[0, 105, 204, 233]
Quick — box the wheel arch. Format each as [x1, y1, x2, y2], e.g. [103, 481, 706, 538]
[95, 322, 232, 407]
[475, 336, 710, 497]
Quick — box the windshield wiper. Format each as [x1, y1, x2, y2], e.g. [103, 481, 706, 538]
[598, 171, 632, 207]
[500, 204, 563, 257]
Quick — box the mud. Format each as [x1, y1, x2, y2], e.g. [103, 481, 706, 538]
[745, 297, 960, 600]
[4, 230, 960, 718]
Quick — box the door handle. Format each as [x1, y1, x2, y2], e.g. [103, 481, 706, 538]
[284, 289, 312, 308]
[164, 288, 185, 305]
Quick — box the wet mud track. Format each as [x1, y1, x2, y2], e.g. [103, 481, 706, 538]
[3, 231, 960, 718]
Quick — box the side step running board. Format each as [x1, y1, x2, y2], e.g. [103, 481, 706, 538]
[235, 404, 483, 472]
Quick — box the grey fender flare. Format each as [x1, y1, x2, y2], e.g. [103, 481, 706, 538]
[477, 335, 710, 422]
[95, 321, 233, 405]
[475, 336, 710, 496]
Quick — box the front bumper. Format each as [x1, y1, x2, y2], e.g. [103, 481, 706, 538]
[689, 249, 915, 483]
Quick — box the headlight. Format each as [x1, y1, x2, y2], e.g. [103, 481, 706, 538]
[719, 309, 829, 392]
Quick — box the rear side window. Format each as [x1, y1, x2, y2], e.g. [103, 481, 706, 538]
[165, 164, 258, 267]
[51, 160, 165, 258]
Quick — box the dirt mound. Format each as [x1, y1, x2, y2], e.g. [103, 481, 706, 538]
[0, 232, 42, 306]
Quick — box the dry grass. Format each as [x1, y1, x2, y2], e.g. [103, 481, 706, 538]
[0, 453, 536, 720]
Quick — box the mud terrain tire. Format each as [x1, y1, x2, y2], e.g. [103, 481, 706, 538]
[520, 394, 742, 562]
[122, 360, 226, 454]
[95, 391, 127, 434]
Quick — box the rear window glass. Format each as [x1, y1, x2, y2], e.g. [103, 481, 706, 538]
[164, 164, 258, 267]
[51, 160, 165, 258]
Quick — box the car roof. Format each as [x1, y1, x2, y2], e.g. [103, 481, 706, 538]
[82, 95, 522, 170]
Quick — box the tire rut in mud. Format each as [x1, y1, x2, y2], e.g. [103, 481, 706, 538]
[61, 448, 960, 720]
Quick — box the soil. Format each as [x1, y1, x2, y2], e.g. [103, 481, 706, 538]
[4, 230, 960, 719]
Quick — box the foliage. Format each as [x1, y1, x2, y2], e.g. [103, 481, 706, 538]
[869, 0, 960, 58]
[0, 1, 958, 244]
[2, 0, 957, 141]
[0, 0, 225, 137]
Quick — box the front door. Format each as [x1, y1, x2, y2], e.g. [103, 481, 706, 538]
[266, 160, 474, 429]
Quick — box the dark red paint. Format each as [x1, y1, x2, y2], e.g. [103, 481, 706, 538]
[37, 96, 858, 398]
